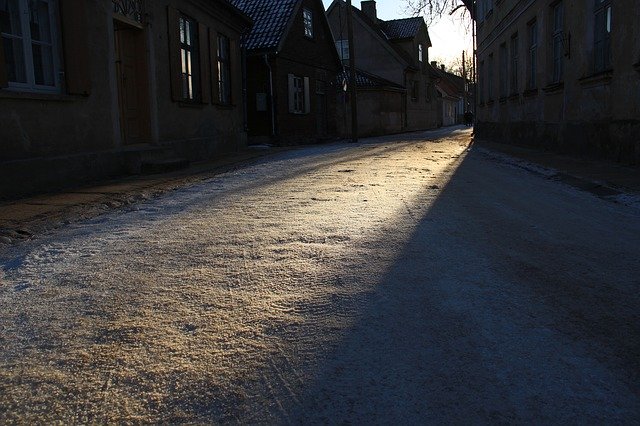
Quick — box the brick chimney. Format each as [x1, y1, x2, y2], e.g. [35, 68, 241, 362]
[431, 61, 437, 68]
[361, 1, 377, 21]
[441, 64, 446, 72]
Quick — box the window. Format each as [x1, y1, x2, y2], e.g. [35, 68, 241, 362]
[510, 33, 518, 94]
[527, 20, 537, 89]
[488, 53, 493, 100]
[479, 60, 484, 103]
[335, 40, 349, 60]
[551, 2, 564, 83]
[418, 44, 423, 62]
[411, 80, 419, 101]
[217, 34, 231, 104]
[0, 0, 60, 92]
[499, 43, 507, 98]
[594, 0, 611, 72]
[179, 14, 199, 100]
[303, 8, 313, 38]
[288, 74, 309, 114]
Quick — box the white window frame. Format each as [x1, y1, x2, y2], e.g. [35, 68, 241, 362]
[418, 43, 423, 62]
[288, 74, 309, 114]
[303, 8, 313, 38]
[1, 0, 61, 93]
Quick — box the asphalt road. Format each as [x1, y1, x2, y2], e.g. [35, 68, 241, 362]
[1, 128, 639, 423]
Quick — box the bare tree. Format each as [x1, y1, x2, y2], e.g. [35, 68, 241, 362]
[433, 52, 474, 78]
[404, 0, 473, 24]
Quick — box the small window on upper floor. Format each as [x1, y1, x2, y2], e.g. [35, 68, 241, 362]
[303, 8, 313, 38]
[336, 40, 349, 61]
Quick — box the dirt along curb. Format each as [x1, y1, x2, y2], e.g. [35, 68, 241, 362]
[0, 146, 289, 255]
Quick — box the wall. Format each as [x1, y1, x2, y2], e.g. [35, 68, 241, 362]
[476, 0, 640, 164]
[337, 88, 405, 137]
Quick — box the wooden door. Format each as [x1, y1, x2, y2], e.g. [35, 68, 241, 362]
[114, 22, 150, 145]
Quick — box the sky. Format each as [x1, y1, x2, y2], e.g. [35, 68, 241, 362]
[321, 0, 473, 66]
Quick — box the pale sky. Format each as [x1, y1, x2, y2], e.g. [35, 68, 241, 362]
[321, 0, 473, 66]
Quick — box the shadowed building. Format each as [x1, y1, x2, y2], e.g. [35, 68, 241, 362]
[326, 0, 440, 134]
[232, 0, 341, 145]
[0, 0, 251, 198]
[475, 0, 640, 164]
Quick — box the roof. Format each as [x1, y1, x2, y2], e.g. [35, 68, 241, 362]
[338, 67, 405, 90]
[231, 0, 298, 51]
[430, 64, 467, 98]
[380, 17, 425, 41]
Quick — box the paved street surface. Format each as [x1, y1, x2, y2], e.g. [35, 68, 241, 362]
[1, 128, 639, 423]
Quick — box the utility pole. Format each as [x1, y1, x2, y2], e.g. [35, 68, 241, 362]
[346, 0, 358, 143]
[462, 50, 467, 111]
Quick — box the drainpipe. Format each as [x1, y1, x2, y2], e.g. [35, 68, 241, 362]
[264, 54, 276, 138]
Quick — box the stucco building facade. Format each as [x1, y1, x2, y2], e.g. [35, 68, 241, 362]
[0, 0, 250, 198]
[475, 0, 640, 164]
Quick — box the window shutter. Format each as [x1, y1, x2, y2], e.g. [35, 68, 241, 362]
[198, 23, 211, 104]
[167, 6, 181, 101]
[0, 38, 7, 88]
[288, 74, 295, 113]
[209, 30, 219, 103]
[230, 38, 239, 104]
[303, 77, 310, 114]
[59, 0, 91, 95]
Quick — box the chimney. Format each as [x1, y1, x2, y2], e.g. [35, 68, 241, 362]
[431, 61, 437, 68]
[361, 1, 377, 21]
[441, 64, 445, 72]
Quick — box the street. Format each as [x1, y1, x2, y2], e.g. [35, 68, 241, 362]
[1, 127, 639, 423]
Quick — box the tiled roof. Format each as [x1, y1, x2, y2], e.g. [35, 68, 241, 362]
[231, 0, 298, 51]
[338, 67, 405, 90]
[379, 17, 424, 40]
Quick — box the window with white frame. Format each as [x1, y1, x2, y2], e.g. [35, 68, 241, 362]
[335, 39, 349, 60]
[303, 8, 313, 38]
[0, 0, 61, 92]
[418, 44, 423, 62]
[593, 0, 611, 72]
[551, 2, 564, 83]
[179, 14, 199, 100]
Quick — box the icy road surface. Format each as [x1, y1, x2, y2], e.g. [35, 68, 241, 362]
[1, 128, 639, 423]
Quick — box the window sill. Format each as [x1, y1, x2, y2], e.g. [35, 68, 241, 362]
[579, 69, 613, 87]
[215, 103, 235, 110]
[178, 101, 204, 108]
[499, 96, 508, 104]
[523, 88, 538, 98]
[0, 89, 79, 102]
[542, 82, 564, 94]
[486, 99, 495, 105]
[508, 93, 520, 101]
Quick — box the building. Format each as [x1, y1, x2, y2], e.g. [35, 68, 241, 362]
[430, 62, 471, 126]
[232, 0, 341, 145]
[326, 0, 440, 134]
[475, 0, 640, 163]
[337, 66, 406, 137]
[0, 0, 251, 199]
